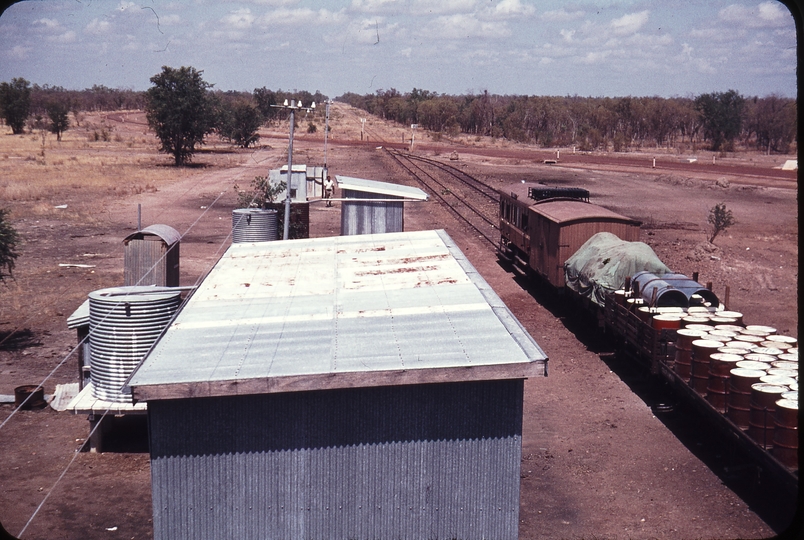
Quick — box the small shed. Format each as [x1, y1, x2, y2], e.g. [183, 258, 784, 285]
[527, 199, 640, 288]
[337, 175, 429, 235]
[128, 229, 546, 540]
[123, 224, 181, 287]
[270, 164, 309, 201]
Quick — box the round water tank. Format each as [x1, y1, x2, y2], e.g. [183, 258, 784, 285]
[88, 286, 181, 403]
[232, 208, 278, 243]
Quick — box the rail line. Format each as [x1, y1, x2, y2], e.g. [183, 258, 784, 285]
[384, 149, 500, 248]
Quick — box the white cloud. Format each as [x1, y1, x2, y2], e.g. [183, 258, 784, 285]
[257, 8, 345, 26]
[222, 8, 256, 29]
[610, 10, 648, 36]
[490, 0, 535, 17]
[86, 18, 112, 35]
[50, 30, 77, 43]
[351, 0, 401, 12]
[424, 13, 509, 39]
[9, 45, 31, 60]
[560, 28, 575, 43]
[34, 18, 60, 29]
[720, 1, 790, 28]
[542, 9, 585, 22]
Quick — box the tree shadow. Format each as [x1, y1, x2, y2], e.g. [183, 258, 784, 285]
[0, 329, 41, 351]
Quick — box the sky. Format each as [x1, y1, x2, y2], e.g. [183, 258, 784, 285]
[0, 0, 797, 99]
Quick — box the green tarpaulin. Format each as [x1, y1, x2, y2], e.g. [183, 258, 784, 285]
[564, 232, 671, 306]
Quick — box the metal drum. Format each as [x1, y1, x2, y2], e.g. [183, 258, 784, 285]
[761, 340, 794, 351]
[707, 353, 743, 412]
[728, 368, 767, 428]
[708, 329, 737, 341]
[652, 314, 682, 331]
[735, 360, 770, 372]
[682, 316, 711, 327]
[742, 325, 777, 337]
[733, 334, 765, 345]
[722, 340, 757, 352]
[88, 286, 182, 403]
[716, 311, 744, 325]
[751, 346, 784, 358]
[772, 360, 798, 371]
[714, 324, 745, 333]
[764, 334, 798, 347]
[674, 329, 708, 381]
[767, 369, 797, 379]
[691, 340, 724, 394]
[760, 374, 796, 387]
[748, 383, 787, 448]
[773, 398, 799, 468]
[742, 353, 776, 366]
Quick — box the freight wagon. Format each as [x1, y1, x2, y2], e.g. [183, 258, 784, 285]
[496, 182, 798, 495]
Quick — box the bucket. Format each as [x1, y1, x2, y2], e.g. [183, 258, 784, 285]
[14, 385, 45, 409]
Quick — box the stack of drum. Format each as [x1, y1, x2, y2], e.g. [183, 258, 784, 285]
[617, 293, 799, 469]
[662, 310, 799, 469]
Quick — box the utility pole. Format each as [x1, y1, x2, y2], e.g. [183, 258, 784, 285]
[271, 99, 315, 240]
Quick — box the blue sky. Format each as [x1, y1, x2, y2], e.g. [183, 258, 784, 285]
[0, 0, 797, 98]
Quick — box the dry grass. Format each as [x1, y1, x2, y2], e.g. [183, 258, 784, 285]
[0, 114, 242, 223]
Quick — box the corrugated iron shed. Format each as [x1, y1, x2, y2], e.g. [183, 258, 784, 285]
[336, 175, 429, 200]
[128, 229, 546, 401]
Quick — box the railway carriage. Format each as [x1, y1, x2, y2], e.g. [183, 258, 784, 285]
[497, 183, 640, 287]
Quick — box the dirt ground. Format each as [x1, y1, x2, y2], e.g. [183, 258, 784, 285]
[0, 104, 798, 539]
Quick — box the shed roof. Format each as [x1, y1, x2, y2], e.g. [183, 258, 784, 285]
[127, 230, 546, 401]
[123, 224, 181, 246]
[531, 199, 640, 225]
[336, 176, 429, 200]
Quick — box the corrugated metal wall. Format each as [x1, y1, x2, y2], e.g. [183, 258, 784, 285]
[124, 238, 179, 287]
[148, 380, 524, 540]
[340, 190, 404, 235]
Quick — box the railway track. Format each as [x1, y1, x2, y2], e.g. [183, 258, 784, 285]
[384, 149, 500, 248]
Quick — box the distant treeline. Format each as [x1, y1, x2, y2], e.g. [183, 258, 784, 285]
[336, 89, 797, 154]
[2, 80, 796, 154]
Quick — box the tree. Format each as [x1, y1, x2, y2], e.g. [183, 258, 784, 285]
[217, 100, 262, 148]
[707, 202, 735, 243]
[46, 100, 70, 141]
[0, 78, 32, 134]
[694, 90, 745, 151]
[145, 66, 216, 165]
[0, 208, 20, 283]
